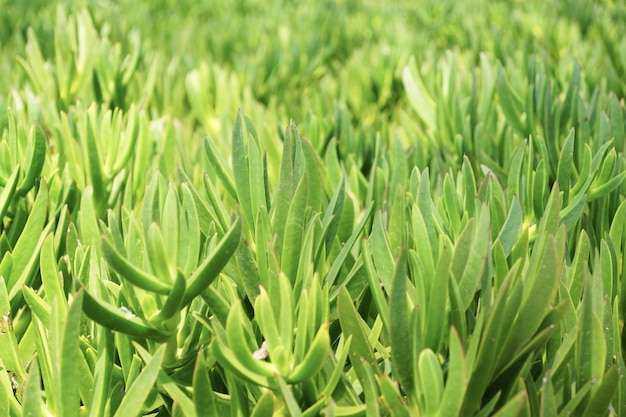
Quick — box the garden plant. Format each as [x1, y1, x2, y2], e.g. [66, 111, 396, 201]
[1, 0, 626, 416]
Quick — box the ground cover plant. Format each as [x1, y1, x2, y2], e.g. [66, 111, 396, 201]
[1, 0, 626, 415]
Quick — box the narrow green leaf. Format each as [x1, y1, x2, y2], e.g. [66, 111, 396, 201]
[492, 390, 530, 417]
[496, 66, 526, 135]
[437, 328, 467, 417]
[495, 196, 522, 256]
[423, 243, 451, 351]
[16, 124, 46, 195]
[0, 167, 19, 221]
[183, 217, 241, 305]
[583, 365, 618, 417]
[180, 184, 201, 276]
[250, 391, 275, 417]
[148, 271, 185, 323]
[21, 286, 50, 324]
[80, 287, 169, 342]
[276, 374, 303, 417]
[301, 136, 323, 212]
[457, 205, 490, 311]
[83, 107, 106, 210]
[58, 292, 84, 417]
[0, 277, 26, 381]
[403, 58, 436, 130]
[113, 344, 166, 417]
[232, 110, 254, 228]
[280, 175, 309, 283]
[22, 359, 43, 417]
[40, 233, 65, 309]
[507, 140, 527, 203]
[378, 375, 410, 416]
[389, 250, 412, 394]
[337, 286, 377, 370]
[362, 240, 390, 333]
[88, 325, 114, 417]
[102, 237, 169, 295]
[288, 323, 330, 383]
[204, 138, 237, 200]
[417, 349, 444, 415]
[193, 351, 217, 417]
[162, 185, 179, 271]
[557, 128, 576, 200]
[146, 223, 174, 283]
[326, 202, 373, 290]
[7, 182, 48, 291]
[370, 211, 395, 292]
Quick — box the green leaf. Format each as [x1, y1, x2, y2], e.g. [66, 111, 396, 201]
[254, 286, 286, 374]
[88, 324, 115, 417]
[288, 323, 330, 383]
[40, 233, 66, 308]
[227, 301, 277, 378]
[276, 374, 303, 417]
[82, 106, 106, 211]
[492, 391, 530, 417]
[57, 291, 84, 417]
[80, 287, 169, 342]
[403, 57, 436, 130]
[162, 185, 180, 271]
[22, 359, 43, 417]
[112, 344, 166, 417]
[337, 286, 377, 371]
[180, 183, 201, 275]
[583, 365, 618, 417]
[133, 343, 196, 415]
[577, 270, 607, 385]
[7, 182, 48, 292]
[437, 328, 467, 417]
[280, 174, 309, 283]
[78, 185, 101, 254]
[232, 110, 254, 228]
[501, 233, 562, 366]
[417, 349, 444, 415]
[370, 211, 396, 293]
[539, 373, 557, 417]
[250, 391, 275, 417]
[22, 286, 50, 324]
[494, 196, 522, 256]
[301, 135, 323, 212]
[557, 128, 576, 200]
[182, 217, 241, 305]
[16, 124, 46, 196]
[193, 351, 217, 417]
[362, 240, 390, 334]
[377, 375, 409, 416]
[0, 167, 19, 221]
[326, 202, 373, 290]
[560, 192, 587, 233]
[0, 277, 26, 382]
[389, 250, 412, 395]
[101, 237, 171, 295]
[496, 66, 526, 135]
[204, 138, 237, 200]
[148, 270, 186, 323]
[506, 139, 527, 204]
[423, 243, 451, 351]
[452, 204, 490, 312]
[146, 223, 174, 283]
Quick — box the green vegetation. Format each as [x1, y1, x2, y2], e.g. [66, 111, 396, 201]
[1, 0, 626, 415]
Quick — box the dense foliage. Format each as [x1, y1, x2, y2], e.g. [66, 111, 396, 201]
[1, 0, 626, 416]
